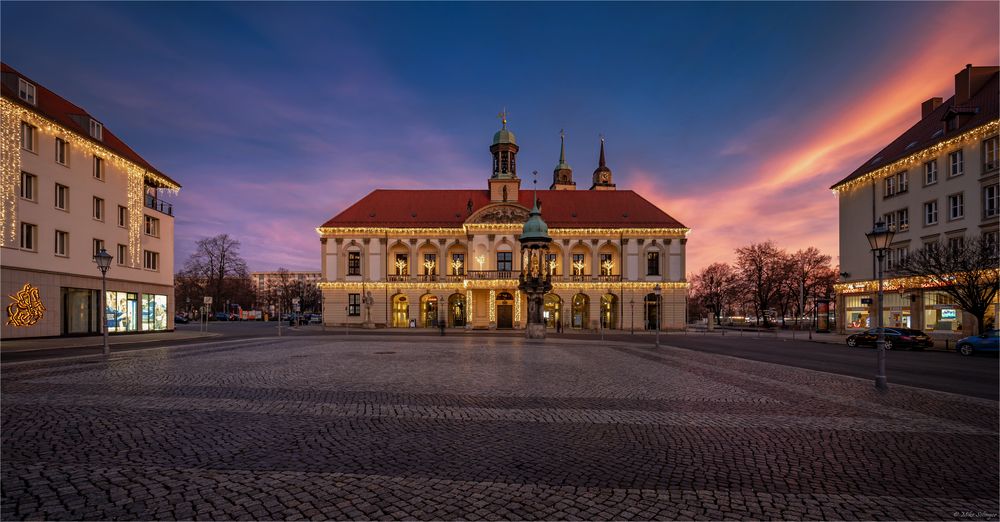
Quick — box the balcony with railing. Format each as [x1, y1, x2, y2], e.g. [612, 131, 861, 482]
[466, 270, 516, 280]
[145, 194, 174, 216]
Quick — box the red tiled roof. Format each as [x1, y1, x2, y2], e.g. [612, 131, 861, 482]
[1, 62, 180, 189]
[321, 189, 687, 229]
[831, 70, 999, 189]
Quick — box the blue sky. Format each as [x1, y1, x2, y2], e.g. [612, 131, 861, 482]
[2, 2, 997, 272]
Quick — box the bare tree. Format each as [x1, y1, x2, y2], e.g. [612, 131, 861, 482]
[182, 234, 250, 314]
[783, 247, 835, 328]
[735, 241, 787, 327]
[691, 262, 739, 324]
[895, 235, 999, 334]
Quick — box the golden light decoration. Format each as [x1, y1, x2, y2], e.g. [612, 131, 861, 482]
[548, 259, 558, 274]
[394, 259, 408, 275]
[572, 260, 586, 274]
[488, 289, 496, 322]
[1, 98, 180, 258]
[451, 259, 463, 274]
[834, 269, 999, 294]
[832, 120, 1000, 194]
[475, 255, 486, 269]
[6, 282, 45, 327]
[317, 280, 690, 290]
[465, 289, 473, 322]
[0, 104, 20, 246]
[315, 225, 690, 238]
[514, 290, 521, 324]
[423, 260, 436, 274]
[601, 259, 615, 274]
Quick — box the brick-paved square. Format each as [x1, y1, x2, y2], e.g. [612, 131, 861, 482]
[2, 336, 998, 520]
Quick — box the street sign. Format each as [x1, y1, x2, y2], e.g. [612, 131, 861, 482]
[294, 303, 301, 312]
[292, 298, 300, 304]
[204, 296, 213, 305]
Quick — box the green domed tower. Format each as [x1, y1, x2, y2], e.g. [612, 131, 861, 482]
[488, 110, 522, 202]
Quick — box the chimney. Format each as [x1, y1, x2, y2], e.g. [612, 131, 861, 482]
[955, 64, 973, 105]
[921, 97, 943, 118]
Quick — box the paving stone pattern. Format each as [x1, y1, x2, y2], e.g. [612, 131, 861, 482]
[2, 336, 998, 521]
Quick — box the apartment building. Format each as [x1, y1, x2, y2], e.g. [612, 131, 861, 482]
[1, 63, 181, 338]
[831, 64, 999, 335]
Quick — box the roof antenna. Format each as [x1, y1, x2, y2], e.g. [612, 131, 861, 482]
[532, 170, 540, 211]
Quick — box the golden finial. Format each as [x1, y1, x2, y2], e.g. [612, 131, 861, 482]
[498, 108, 509, 129]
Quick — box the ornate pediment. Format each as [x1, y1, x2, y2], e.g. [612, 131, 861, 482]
[466, 204, 529, 225]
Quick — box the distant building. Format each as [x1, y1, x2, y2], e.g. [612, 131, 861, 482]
[251, 271, 322, 295]
[831, 64, 999, 336]
[317, 117, 689, 330]
[1, 63, 181, 338]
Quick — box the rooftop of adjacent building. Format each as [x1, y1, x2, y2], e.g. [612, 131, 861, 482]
[1, 62, 181, 189]
[831, 64, 999, 189]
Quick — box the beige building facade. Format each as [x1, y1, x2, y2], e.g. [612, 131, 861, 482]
[318, 122, 689, 331]
[832, 65, 999, 336]
[1, 63, 180, 339]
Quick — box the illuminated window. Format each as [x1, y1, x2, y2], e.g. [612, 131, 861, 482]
[896, 171, 908, 193]
[571, 253, 585, 275]
[451, 253, 465, 275]
[395, 253, 408, 275]
[347, 251, 361, 275]
[348, 294, 361, 316]
[545, 253, 558, 275]
[423, 253, 437, 275]
[897, 208, 909, 231]
[600, 253, 613, 275]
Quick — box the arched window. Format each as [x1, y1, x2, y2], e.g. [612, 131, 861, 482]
[544, 294, 562, 328]
[448, 293, 465, 328]
[644, 292, 660, 331]
[600, 293, 618, 329]
[392, 294, 409, 328]
[420, 294, 438, 328]
[572, 293, 590, 329]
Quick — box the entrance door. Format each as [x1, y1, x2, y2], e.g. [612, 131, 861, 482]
[497, 305, 513, 329]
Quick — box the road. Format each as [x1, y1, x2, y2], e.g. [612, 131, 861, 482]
[3, 322, 996, 400]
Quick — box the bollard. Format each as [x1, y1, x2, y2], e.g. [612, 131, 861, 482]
[945, 339, 949, 352]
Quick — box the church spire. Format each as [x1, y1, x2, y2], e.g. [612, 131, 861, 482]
[550, 129, 576, 190]
[590, 134, 616, 191]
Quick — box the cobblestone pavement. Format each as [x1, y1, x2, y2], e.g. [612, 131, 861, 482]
[2, 336, 998, 521]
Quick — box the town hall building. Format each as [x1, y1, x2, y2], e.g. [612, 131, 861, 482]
[317, 117, 689, 331]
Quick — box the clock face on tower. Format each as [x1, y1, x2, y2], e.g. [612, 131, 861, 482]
[600, 172, 610, 183]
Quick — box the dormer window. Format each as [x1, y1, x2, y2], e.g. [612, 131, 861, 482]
[89, 119, 103, 140]
[17, 78, 36, 105]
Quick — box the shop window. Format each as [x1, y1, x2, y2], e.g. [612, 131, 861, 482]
[106, 291, 139, 333]
[141, 294, 168, 331]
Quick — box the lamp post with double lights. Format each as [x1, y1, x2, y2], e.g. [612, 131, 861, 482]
[866, 220, 895, 391]
[94, 248, 113, 357]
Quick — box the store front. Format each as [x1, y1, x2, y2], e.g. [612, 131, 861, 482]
[62, 288, 99, 335]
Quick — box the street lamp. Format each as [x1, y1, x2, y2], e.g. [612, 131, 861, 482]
[866, 219, 895, 391]
[630, 297, 635, 334]
[94, 248, 113, 357]
[654, 284, 662, 347]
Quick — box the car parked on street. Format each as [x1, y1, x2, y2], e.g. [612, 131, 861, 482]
[308, 314, 322, 324]
[174, 314, 189, 324]
[956, 329, 999, 356]
[846, 328, 933, 350]
[213, 312, 229, 321]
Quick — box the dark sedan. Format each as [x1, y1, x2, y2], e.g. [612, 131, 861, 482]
[846, 328, 934, 350]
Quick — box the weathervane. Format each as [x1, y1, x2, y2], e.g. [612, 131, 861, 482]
[498, 107, 509, 128]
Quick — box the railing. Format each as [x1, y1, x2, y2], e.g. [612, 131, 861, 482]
[556, 274, 622, 283]
[145, 194, 174, 216]
[466, 270, 516, 280]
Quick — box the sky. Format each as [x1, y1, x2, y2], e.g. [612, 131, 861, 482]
[2, 2, 997, 275]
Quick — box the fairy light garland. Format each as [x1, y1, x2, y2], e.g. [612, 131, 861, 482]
[0, 105, 20, 246]
[317, 280, 689, 290]
[832, 120, 999, 194]
[488, 289, 496, 322]
[465, 289, 473, 322]
[514, 290, 521, 324]
[1, 97, 180, 260]
[834, 269, 999, 293]
[316, 225, 689, 238]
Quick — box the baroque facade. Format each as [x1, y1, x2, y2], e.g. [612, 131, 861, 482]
[318, 118, 689, 330]
[831, 64, 999, 336]
[1, 63, 180, 338]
